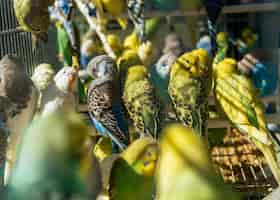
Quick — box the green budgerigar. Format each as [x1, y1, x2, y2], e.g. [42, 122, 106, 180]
[213, 58, 280, 184]
[13, 0, 54, 47]
[168, 49, 211, 136]
[101, 138, 159, 200]
[122, 65, 159, 140]
[213, 32, 230, 69]
[7, 111, 102, 199]
[156, 124, 240, 200]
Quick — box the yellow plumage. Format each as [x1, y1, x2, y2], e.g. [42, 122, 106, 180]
[157, 124, 240, 200]
[214, 58, 280, 184]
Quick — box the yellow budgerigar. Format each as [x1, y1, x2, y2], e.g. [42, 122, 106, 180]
[156, 124, 240, 200]
[92, 0, 128, 29]
[13, 0, 54, 47]
[214, 58, 280, 184]
[101, 138, 159, 200]
[123, 32, 155, 65]
[168, 49, 211, 136]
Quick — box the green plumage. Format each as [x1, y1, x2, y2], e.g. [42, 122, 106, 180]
[14, 0, 54, 46]
[214, 58, 280, 185]
[157, 124, 241, 200]
[7, 111, 101, 200]
[109, 159, 155, 200]
[102, 138, 158, 200]
[122, 65, 159, 140]
[57, 24, 73, 67]
[168, 50, 211, 136]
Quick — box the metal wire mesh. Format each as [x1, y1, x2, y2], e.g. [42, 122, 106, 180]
[211, 128, 277, 199]
[0, 0, 56, 76]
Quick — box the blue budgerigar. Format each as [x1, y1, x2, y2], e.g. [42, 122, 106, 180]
[87, 55, 129, 152]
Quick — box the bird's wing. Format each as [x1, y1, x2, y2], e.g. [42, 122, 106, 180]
[88, 81, 128, 146]
[216, 74, 270, 144]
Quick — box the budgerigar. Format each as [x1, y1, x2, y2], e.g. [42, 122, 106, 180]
[150, 52, 177, 125]
[55, 22, 80, 66]
[123, 32, 155, 65]
[122, 65, 159, 140]
[127, 0, 146, 41]
[40, 67, 78, 116]
[7, 111, 102, 200]
[168, 49, 211, 136]
[117, 49, 143, 90]
[87, 55, 129, 151]
[213, 58, 280, 184]
[32, 63, 55, 111]
[102, 138, 159, 200]
[107, 34, 124, 57]
[80, 30, 104, 68]
[13, 0, 54, 47]
[49, 0, 80, 52]
[0, 55, 39, 184]
[151, 52, 177, 106]
[91, 0, 128, 29]
[213, 32, 230, 69]
[157, 124, 240, 200]
[32, 63, 55, 93]
[151, 32, 184, 106]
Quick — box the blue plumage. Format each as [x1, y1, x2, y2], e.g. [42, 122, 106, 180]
[87, 55, 129, 152]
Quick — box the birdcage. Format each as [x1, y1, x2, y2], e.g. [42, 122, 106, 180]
[210, 127, 278, 199]
[0, 0, 59, 76]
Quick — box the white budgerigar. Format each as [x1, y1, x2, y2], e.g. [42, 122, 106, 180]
[40, 67, 78, 116]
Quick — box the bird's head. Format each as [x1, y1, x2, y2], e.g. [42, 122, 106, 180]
[121, 138, 159, 176]
[176, 52, 199, 73]
[107, 34, 123, 56]
[123, 31, 140, 51]
[214, 58, 237, 78]
[32, 63, 55, 91]
[54, 67, 78, 93]
[117, 50, 142, 76]
[87, 55, 117, 79]
[216, 32, 229, 47]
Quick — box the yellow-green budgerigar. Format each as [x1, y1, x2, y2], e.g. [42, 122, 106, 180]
[214, 58, 280, 184]
[7, 111, 102, 200]
[168, 49, 211, 136]
[101, 138, 159, 200]
[13, 0, 54, 47]
[213, 32, 230, 69]
[123, 32, 155, 65]
[117, 49, 143, 89]
[92, 0, 128, 29]
[122, 65, 159, 140]
[107, 34, 124, 57]
[156, 124, 240, 200]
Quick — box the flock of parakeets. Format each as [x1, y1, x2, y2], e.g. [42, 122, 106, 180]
[0, 0, 279, 199]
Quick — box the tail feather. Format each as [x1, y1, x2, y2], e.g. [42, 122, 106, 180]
[89, 114, 127, 152]
[254, 139, 280, 185]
